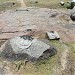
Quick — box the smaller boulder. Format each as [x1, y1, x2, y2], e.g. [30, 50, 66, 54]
[70, 7, 75, 21]
[70, 13, 75, 21]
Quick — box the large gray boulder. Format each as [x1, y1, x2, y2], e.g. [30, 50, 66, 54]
[46, 31, 60, 40]
[0, 35, 57, 61]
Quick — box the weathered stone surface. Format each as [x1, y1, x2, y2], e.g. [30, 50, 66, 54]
[0, 35, 57, 61]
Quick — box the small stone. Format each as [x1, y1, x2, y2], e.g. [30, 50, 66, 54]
[60, 1, 64, 6]
[46, 31, 60, 40]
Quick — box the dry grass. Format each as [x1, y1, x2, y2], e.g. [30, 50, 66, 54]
[0, 0, 16, 3]
[0, 0, 20, 11]
[0, 0, 71, 11]
[26, 0, 71, 9]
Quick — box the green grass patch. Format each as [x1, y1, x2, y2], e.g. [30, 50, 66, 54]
[66, 42, 75, 56]
[65, 42, 75, 71]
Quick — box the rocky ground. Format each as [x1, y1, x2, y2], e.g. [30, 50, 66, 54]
[0, 7, 75, 75]
[0, 7, 75, 42]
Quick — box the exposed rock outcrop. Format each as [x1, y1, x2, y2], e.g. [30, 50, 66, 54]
[0, 35, 57, 61]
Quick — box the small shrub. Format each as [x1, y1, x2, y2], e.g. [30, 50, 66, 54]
[67, 2, 75, 9]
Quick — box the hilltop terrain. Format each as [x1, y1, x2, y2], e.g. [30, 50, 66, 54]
[0, 0, 75, 75]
